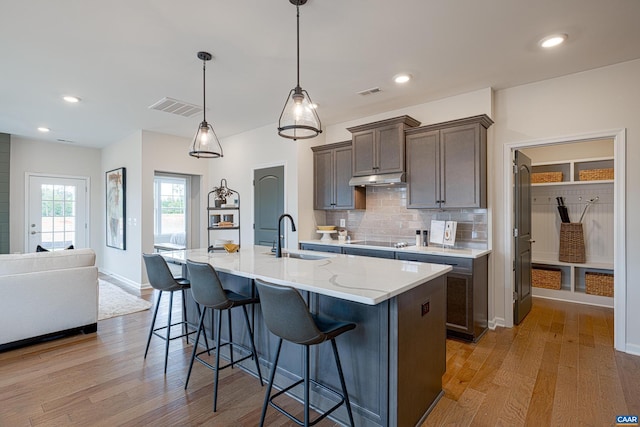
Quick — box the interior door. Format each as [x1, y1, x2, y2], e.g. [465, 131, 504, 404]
[254, 166, 284, 247]
[514, 151, 533, 324]
[27, 175, 88, 252]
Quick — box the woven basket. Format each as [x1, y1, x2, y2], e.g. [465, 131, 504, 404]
[559, 223, 586, 263]
[532, 268, 562, 290]
[585, 272, 613, 297]
[531, 171, 563, 183]
[579, 168, 614, 181]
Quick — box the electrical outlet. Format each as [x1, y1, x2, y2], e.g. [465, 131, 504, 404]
[421, 300, 430, 316]
[340, 218, 346, 227]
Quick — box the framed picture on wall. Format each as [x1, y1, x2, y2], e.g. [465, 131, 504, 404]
[106, 167, 126, 250]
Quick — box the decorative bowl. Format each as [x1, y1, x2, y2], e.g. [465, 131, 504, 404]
[223, 243, 239, 253]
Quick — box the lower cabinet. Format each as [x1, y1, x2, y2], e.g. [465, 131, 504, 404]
[342, 246, 395, 259]
[394, 252, 488, 342]
[299, 242, 489, 342]
[299, 243, 342, 253]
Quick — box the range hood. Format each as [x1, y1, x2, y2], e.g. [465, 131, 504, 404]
[349, 172, 406, 186]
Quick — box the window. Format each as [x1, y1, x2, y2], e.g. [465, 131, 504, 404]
[154, 175, 188, 244]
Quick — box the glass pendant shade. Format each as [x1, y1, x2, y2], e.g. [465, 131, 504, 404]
[277, 0, 322, 141]
[190, 120, 223, 158]
[189, 51, 223, 158]
[278, 86, 321, 140]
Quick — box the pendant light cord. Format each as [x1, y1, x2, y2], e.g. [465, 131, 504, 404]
[202, 59, 207, 122]
[296, 1, 300, 88]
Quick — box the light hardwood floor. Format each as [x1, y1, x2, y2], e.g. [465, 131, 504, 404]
[1, 285, 638, 426]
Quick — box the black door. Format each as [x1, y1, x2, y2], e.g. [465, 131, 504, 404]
[514, 150, 533, 324]
[254, 166, 284, 246]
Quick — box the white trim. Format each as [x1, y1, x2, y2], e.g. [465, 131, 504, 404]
[98, 268, 152, 295]
[503, 129, 627, 352]
[24, 172, 91, 251]
[489, 317, 506, 329]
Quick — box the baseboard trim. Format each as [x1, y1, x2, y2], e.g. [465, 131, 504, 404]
[98, 269, 152, 296]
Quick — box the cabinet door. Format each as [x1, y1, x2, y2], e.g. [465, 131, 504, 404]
[440, 123, 485, 208]
[445, 273, 473, 335]
[352, 130, 376, 176]
[334, 145, 355, 209]
[376, 123, 405, 174]
[313, 149, 334, 210]
[406, 130, 440, 208]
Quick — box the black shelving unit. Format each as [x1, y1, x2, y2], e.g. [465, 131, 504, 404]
[207, 179, 240, 252]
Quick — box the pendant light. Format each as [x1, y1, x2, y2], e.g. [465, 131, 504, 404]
[277, 0, 322, 141]
[189, 51, 223, 158]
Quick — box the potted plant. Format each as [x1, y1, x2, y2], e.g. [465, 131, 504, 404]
[213, 179, 232, 207]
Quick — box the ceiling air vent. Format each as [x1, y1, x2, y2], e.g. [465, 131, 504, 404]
[357, 87, 381, 96]
[148, 97, 203, 118]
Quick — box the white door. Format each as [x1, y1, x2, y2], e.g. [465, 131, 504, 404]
[27, 175, 88, 252]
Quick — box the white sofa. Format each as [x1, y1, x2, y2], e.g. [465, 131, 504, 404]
[0, 248, 98, 351]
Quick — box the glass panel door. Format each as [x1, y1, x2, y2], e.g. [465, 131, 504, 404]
[28, 175, 87, 252]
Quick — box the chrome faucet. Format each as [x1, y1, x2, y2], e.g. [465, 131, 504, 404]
[276, 213, 297, 258]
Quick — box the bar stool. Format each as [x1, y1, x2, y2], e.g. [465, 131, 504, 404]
[255, 278, 356, 427]
[142, 253, 206, 374]
[184, 259, 263, 412]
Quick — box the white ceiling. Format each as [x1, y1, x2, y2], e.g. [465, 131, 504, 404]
[2, 0, 640, 149]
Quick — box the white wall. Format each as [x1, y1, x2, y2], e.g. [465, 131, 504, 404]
[324, 87, 494, 142]
[9, 137, 102, 263]
[101, 131, 143, 284]
[214, 123, 322, 249]
[493, 58, 640, 353]
[140, 131, 209, 282]
[100, 130, 209, 289]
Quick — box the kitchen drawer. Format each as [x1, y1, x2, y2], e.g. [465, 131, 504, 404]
[343, 247, 395, 259]
[299, 243, 342, 254]
[395, 252, 472, 273]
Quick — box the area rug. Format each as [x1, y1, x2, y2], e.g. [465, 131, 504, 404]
[99, 279, 152, 320]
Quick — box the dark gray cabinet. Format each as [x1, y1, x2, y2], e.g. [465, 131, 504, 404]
[342, 246, 395, 259]
[395, 252, 488, 342]
[406, 114, 493, 209]
[299, 241, 489, 342]
[348, 115, 420, 176]
[299, 243, 342, 253]
[312, 141, 365, 210]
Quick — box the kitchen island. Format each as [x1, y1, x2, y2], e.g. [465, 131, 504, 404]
[163, 246, 451, 427]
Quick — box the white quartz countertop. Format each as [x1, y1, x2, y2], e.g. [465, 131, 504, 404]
[299, 239, 491, 259]
[162, 246, 451, 306]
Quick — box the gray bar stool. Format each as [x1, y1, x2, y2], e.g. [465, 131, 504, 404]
[184, 259, 263, 412]
[142, 253, 207, 374]
[255, 278, 356, 427]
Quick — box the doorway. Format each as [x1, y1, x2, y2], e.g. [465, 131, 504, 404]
[253, 165, 284, 247]
[504, 129, 626, 351]
[26, 174, 89, 252]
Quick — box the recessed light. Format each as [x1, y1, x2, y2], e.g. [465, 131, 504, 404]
[37, 127, 50, 133]
[539, 34, 568, 48]
[63, 95, 81, 103]
[393, 73, 412, 84]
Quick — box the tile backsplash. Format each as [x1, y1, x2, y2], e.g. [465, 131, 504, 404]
[322, 186, 488, 249]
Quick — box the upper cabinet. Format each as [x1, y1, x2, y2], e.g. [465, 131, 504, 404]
[347, 116, 420, 176]
[405, 115, 493, 209]
[312, 141, 365, 210]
